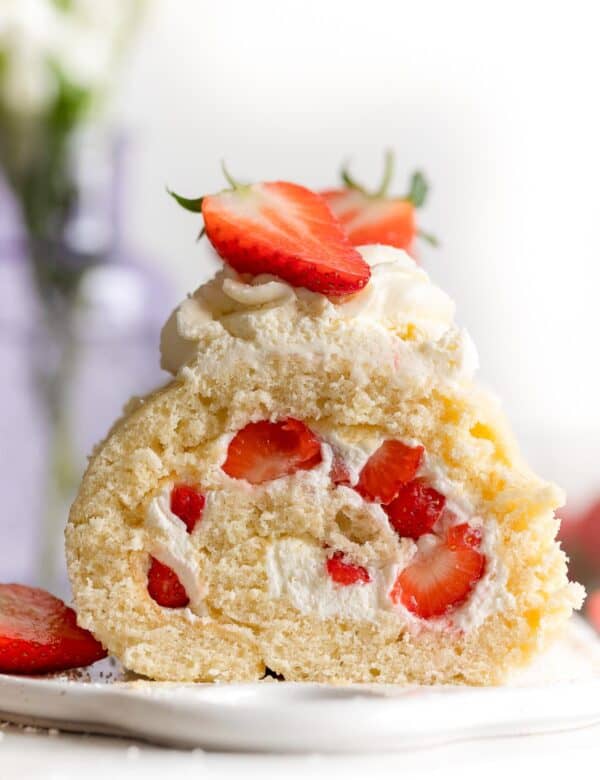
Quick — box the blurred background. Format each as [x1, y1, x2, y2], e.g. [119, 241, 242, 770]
[0, 0, 598, 627]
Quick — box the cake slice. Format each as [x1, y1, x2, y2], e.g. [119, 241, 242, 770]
[66, 176, 583, 684]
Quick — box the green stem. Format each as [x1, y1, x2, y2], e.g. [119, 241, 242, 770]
[375, 149, 395, 197]
[30, 262, 81, 591]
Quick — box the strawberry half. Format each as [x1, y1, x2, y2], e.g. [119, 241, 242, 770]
[170, 484, 205, 534]
[0, 584, 106, 674]
[170, 173, 370, 296]
[385, 478, 446, 539]
[322, 151, 437, 251]
[390, 524, 485, 619]
[147, 558, 190, 608]
[222, 418, 322, 484]
[356, 440, 424, 505]
[326, 552, 371, 586]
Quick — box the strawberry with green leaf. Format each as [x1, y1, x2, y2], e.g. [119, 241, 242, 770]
[321, 151, 437, 252]
[169, 167, 371, 297]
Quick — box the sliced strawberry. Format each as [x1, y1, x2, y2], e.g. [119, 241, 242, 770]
[322, 153, 436, 251]
[170, 484, 205, 533]
[171, 176, 371, 296]
[330, 451, 352, 486]
[323, 189, 417, 249]
[0, 584, 106, 674]
[222, 418, 322, 484]
[326, 552, 371, 586]
[385, 479, 446, 539]
[390, 526, 485, 618]
[356, 440, 423, 505]
[447, 522, 482, 550]
[147, 558, 189, 608]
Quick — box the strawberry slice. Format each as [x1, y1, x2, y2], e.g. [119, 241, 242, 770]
[170, 484, 205, 533]
[446, 522, 482, 550]
[390, 525, 485, 618]
[323, 189, 417, 249]
[326, 552, 371, 586]
[0, 584, 106, 674]
[170, 174, 371, 296]
[147, 558, 190, 608]
[356, 440, 424, 505]
[321, 152, 436, 251]
[385, 478, 446, 539]
[222, 418, 322, 484]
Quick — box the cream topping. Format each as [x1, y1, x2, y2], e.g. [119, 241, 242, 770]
[337, 245, 455, 338]
[160, 245, 471, 376]
[222, 276, 294, 306]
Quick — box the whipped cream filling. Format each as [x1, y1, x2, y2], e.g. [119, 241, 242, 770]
[144, 486, 208, 617]
[266, 539, 402, 621]
[205, 428, 512, 632]
[262, 433, 513, 633]
[160, 245, 475, 380]
[265, 520, 508, 634]
[142, 433, 512, 632]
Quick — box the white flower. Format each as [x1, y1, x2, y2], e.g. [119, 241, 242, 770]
[0, 0, 59, 50]
[0, 0, 144, 116]
[1, 46, 56, 114]
[0, 0, 61, 113]
[53, 18, 115, 89]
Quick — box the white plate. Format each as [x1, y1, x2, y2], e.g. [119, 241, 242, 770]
[1, 618, 599, 753]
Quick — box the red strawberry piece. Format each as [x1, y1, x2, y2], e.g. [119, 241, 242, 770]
[557, 507, 584, 551]
[321, 152, 436, 251]
[147, 558, 189, 608]
[0, 584, 106, 674]
[323, 188, 417, 250]
[390, 525, 485, 618]
[356, 440, 424, 505]
[330, 451, 352, 486]
[170, 484, 205, 533]
[577, 497, 600, 563]
[446, 522, 482, 550]
[385, 479, 446, 539]
[326, 552, 371, 586]
[222, 418, 322, 484]
[170, 176, 371, 296]
[586, 589, 600, 632]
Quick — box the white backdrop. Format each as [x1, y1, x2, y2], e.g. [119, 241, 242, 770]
[116, 0, 600, 495]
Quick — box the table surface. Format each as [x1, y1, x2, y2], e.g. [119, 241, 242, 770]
[1, 718, 599, 780]
[3, 618, 600, 778]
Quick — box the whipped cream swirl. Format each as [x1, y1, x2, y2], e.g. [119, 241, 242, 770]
[160, 245, 469, 375]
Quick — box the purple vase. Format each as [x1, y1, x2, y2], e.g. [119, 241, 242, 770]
[0, 132, 172, 595]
